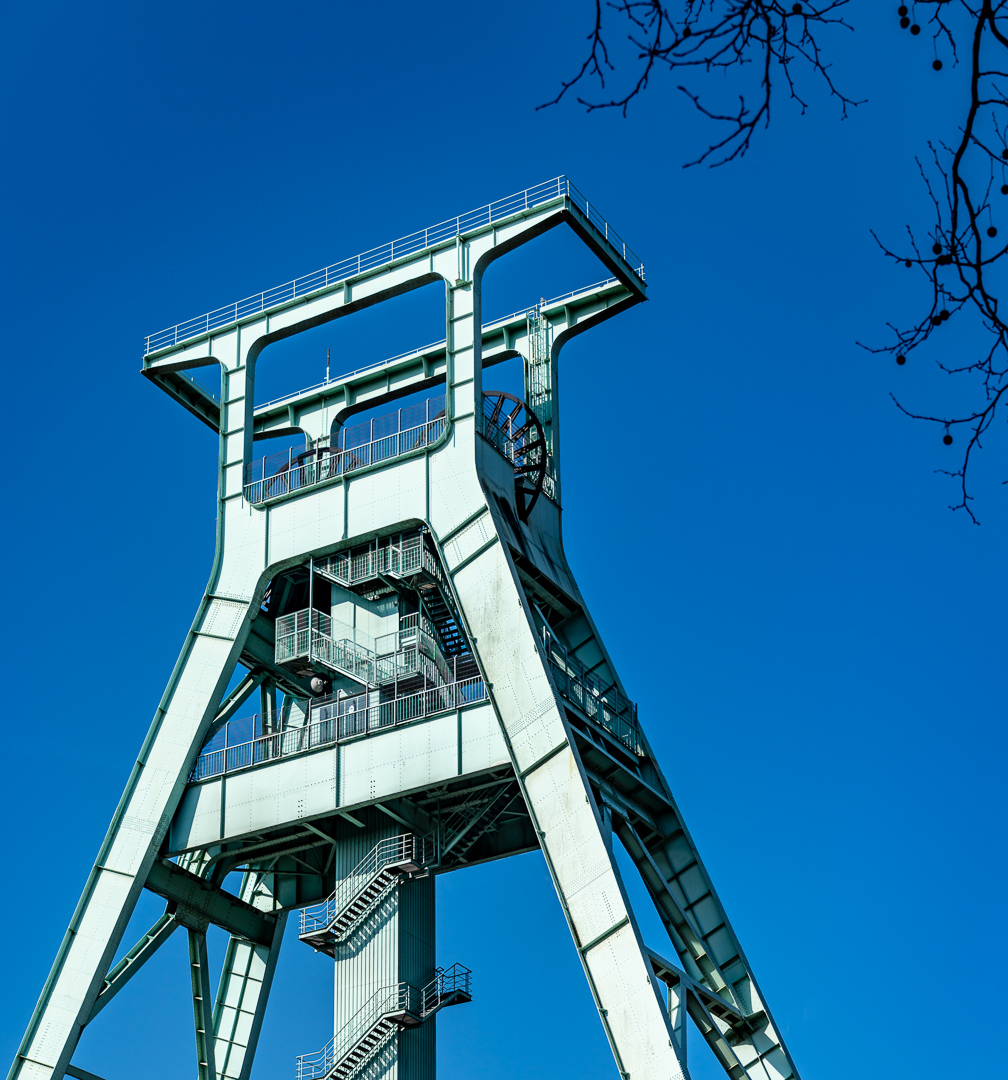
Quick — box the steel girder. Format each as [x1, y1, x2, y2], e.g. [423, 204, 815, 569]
[210, 871, 288, 1080]
[9, 184, 804, 1080]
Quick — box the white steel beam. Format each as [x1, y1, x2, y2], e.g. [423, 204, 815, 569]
[210, 871, 287, 1080]
[430, 518, 688, 1080]
[249, 278, 635, 443]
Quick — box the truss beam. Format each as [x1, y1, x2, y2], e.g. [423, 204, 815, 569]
[615, 818, 736, 1005]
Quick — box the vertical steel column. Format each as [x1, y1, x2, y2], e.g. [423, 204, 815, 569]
[188, 929, 217, 1080]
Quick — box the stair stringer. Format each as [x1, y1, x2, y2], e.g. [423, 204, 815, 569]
[431, 504, 689, 1080]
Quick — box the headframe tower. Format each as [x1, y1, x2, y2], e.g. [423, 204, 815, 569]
[9, 178, 803, 1080]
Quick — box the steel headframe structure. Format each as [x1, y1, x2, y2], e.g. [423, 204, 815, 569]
[9, 177, 803, 1080]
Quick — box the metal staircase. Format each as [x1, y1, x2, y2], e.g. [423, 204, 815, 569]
[297, 983, 421, 1080]
[416, 577, 465, 657]
[316, 531, 468, 658]
[297, 967, 472, 1080]
[299, 834, 435, 956]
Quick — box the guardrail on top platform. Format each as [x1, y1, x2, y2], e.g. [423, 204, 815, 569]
[143, 177, 645, 356]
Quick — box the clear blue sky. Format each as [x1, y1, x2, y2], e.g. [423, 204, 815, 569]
[1, 3, 1004, 1079]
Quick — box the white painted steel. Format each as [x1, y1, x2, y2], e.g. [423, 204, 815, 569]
[169, 702, 504, 853]
[143, 178, 643, 356]
[9, 180, 802, 1080]
[439, 528, 688, 1080]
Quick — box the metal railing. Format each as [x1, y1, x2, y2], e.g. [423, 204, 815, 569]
[144, 177, 644, 355]
[300, 833, 435, 937]
[296, 982, 420, 1080]
[276, 604, 451, 688]
[188, 674, 487, 783]
[542, 454, 559, 504]
[243, 399, 445, 505]
[295, 965, 472, 1080]
[316, 531, 434, 587]
[374, 610, 437, 657]
[274, 608, 377, 683]
[421, 964, 472, 1015]
[252, 276, 621, 414]
[542, 627, 642, 755]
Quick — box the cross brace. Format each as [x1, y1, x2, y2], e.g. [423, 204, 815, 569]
[144, 860, 277, 946]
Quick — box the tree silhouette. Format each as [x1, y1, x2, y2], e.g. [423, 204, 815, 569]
[545, 1, 1008, 523]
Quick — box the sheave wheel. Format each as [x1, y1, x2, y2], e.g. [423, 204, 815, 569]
[482, 390, 546, 522]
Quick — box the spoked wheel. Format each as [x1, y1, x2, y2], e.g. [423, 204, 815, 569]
[482, 390, 546, 522]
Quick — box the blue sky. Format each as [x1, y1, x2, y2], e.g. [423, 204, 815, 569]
[1, 2, 1004, 1079]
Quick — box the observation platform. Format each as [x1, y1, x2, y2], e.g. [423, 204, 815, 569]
[242, 389, 559, 510]
[140, 176, 647, 432]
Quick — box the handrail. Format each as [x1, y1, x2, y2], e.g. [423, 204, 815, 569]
[542, 627, 642, 755]
[144, 177, 644, 356]
[300, 833, 435, 938]
[295, 965, 472, 1080]
[421, 964, 472, 1015]
[243, 415, 445, 505]
[316, 529, 448, 591]
[252, 276, 621, 414]
[188, 674, 487, 783]
[296, 982, 420, 1080]
[276, 605, 451, 688]
[245, 394, 445, 504]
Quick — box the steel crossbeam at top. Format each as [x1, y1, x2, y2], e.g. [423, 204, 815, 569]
[142, 176, 646, 358]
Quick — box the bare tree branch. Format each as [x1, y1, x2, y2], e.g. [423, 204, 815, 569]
[549, 0, 1008, 522]
[861, 1, 1008, 523]
[541, 1, 858, 165]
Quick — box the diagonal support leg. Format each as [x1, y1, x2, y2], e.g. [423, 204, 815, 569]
[7, 616, 252, 1080]
[637, 814, 798, 1080]
[8, 328, 262, 1080]
[437, 515, 689, 1080]
[614, 817, 738, 1006]
[188, 930, 217, 1080]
